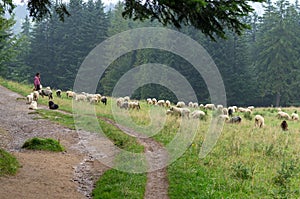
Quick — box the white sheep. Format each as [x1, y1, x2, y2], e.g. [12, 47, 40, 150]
[33, 91, 39, 101]
[222, 108, 228, 115]
[176, 101, 186, 108]
[169, 106, 190, 118]
[56, 89, 62, 98]
[157, 100, 165, 107]
[152, 98, 157, 105]
[117, 97, 124, 107]
[26, 93, 34, 104]
[238, 107, 251, 113]
[248, 106, 255, 111]
[217, 104, 223, 110]
[192, 102, 199, 108]
[205, 104, 216, 110]
[75, 94, 87, 102]
[147, 98, 153, 104]
[254, 115, 264, 128]
[291, 113, 299, 121]
[165, 100, 171, 108]
[277, 111, 291, 120]
[66, 91, 75, 98]
[28, 101, 37, 110]
[129, 101, 140, 110]
[124, 96, 130, 102]
[190, 110, 205, 119]
[188, 102, 193, 107]
[219, 114, 230, 121]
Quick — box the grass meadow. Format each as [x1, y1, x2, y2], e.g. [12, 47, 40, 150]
[1, 78, 300, 198]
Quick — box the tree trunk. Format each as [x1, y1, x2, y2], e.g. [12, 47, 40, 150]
[275, 92, 281, 107]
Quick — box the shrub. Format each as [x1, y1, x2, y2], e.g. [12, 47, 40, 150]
[22, 137, 65, 152]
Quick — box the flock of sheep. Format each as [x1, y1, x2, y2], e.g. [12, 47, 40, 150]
[25, 87, 299, 131]
[26, 86, 109, 110]
[140, 98, 299, 130]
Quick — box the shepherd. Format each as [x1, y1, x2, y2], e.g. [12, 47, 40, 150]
[34, 72, 41, 91]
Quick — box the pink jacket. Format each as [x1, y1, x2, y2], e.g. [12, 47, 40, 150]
[34, 76, 40, 87]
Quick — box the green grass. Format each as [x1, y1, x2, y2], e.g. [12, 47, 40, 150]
[92, 170, 147, 199]
[22, 137, 65, 152]
[0, 149, 20, 176]
[3, 78, 300, 198]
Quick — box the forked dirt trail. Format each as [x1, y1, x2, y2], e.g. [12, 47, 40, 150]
[0, 85, 170, 199]
[0, 86, 112, 198]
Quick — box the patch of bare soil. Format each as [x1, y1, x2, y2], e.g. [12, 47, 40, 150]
[0, 86, 111, 198]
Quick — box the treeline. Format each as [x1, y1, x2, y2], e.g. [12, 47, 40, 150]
[2, 0, 300, 107]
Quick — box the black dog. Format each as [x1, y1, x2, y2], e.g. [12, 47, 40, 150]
[49, 101, 59, 110]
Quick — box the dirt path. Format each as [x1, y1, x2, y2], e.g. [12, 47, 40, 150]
[99, 117, 169, 199]
[0, 85, 170, 199]
[0, 85, 112, 198]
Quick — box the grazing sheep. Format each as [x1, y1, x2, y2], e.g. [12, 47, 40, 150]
[254, 115, 264, 128]
[176, 101, 186, 108]
[191, 110, 205, 119]
[188, 102, 193, 107]
[222, 108, 228, 116]
[124, 96, 130, 102]
[152, 98, 157, 105]
[26, 93, 34, 104]
[169, 106, 190, 118]
[120, 101, 129, 110]
[66, 91, 75, 98]
[49, 101, 59, 110]
[199, 104, 204, 108]
[219, 114, 230, 121]
[117, 97, 124, 107]
[165, 100, 171, 108]
[228, 116, 242, 124]
[205, 104, 216, 110]
[291, 112, 299, 120]
[28, 101, 37, 110]
[238, 107, 251, 113]
[217, 104, 223, 110]
[281, 120, 288, 131]
[166, 109, 174, 115]
[129, 101, 140, 110]
[192, 103, 199, 108]
[101, 96, 107, 105]
[232, 106, 238, 112]
[75, 94, 87, 102]
[56, 89, 62, 98]
[147, 98, 153, 104]
[248, 106, 255, 111]
[277, 111, 291, 120]
[39, 87, 53, 100]
[33, 91, 39, 101]
[157, 100, 165, 107]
